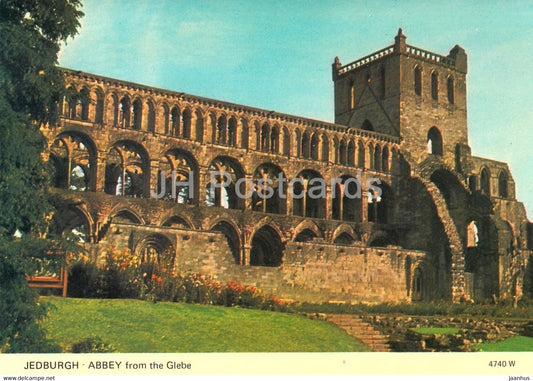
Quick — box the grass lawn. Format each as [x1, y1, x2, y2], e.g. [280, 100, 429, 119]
[474, 336, 533, 352]
[41, 297, 369, 352]
[410, 327, 462, 335]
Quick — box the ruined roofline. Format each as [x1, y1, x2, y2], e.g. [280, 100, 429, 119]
[470, 155, 512, 168]
[59, 67, 402, 145]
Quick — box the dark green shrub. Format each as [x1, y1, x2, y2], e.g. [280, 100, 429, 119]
[71, 337, 116, 353]
[0, 251, 60, 353]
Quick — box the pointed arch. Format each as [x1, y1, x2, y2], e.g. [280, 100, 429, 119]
[357, 140, 365, 168]
[170, 106, 180, 136]
[210, 220, 241, 264]
[427, 127, 443, 155]
[282, 127, 290, 156]
[321, 133, 329, 162]
[310, 133, 319, 160]
[361, 119, 374, 132]
[431, 71, 439, 100]
[480, 167, 491, 196]
[227, 116, 237, 146]
[250, 225, 284, 267]
[498, 170, 508, 198]
[414, 65, 422, 96]
[447, 76, 455, 104]
[181, 108, 192, 138]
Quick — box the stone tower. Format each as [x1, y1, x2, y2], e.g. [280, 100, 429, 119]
[332, 28, 469, 171]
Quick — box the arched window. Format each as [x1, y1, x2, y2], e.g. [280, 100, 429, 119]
[292, 170, 326, 219]
[206, 157, 245, 210]
[374, 145, 382, 172]
[414, 66, 422, 96]
[480, 168, 491, 196]
[447, 76, 455, 104]
[147, 101, 156, 132]
[347, 140, 355, 166]
[260, 123, 270, 152]
[339, 140, 347, 165]
[270, 125, 279, 153]
[195, 111, 204, 142]
[294, 129, 301, 157]
[162, 104, 170, 134]
[382, 146, 389, 172]
[104, 141, 148, 198]
[321, 134, 329, 162]
[310, 133, 319, 160]
[498, 171, 508, 198]
[50, 134, 96, 191]
[467, 221, 479, 247]
[80, 88, 90, 121]
[332, 175, 362, 222]
[332, 137, 339, 163]
[240, 118, 249, 148]
[170, 107, 180, 136]
[427, 127, 443, 155]
[181, 109, 192, 139]
[301, 132, 310, 159]
[349, 79, 355, 109]
[368, 142, 374, 169]
[132, 99, 142, 130]
[94, 89, 104, 124]
[210, 221, 241, 265]
[282, 128, 290, 157]
[357, 141, 365, 168]
[431, 71, 439, 100]
[361, 119, 374, 132]
[119, 97, 131, 128]
[227, 117, 237, 146]
[367, 182, 393, 224]
[156, 149, 196, 204]
[217, 115, 227, 144]
[250, 226, 283, 267]
[252, 164, 286, 215]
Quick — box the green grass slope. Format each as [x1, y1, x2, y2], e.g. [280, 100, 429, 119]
[41, 297, 369, 352]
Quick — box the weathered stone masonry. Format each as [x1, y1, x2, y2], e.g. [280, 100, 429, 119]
[45, 30, 532, 303]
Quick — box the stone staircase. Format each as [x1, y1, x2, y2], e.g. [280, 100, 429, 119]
[326, 314, 391, 352]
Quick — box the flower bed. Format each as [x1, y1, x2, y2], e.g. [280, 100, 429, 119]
[67, 248, 287, 312]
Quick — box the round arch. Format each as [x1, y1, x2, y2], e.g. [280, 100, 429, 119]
[250, 225, 284, 267]
[210, 220, 241, 264]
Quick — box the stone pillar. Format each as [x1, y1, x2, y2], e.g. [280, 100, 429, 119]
[148, 160, 160, 198]
[243, 244, 251, 266]
[95, 154, 107, 192]
[190, 112, 198, 141]
[325, 184, 333, 220]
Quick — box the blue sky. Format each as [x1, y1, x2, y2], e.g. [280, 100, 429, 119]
[59, 0, 532, 219]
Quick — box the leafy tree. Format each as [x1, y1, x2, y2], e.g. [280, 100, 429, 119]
[0, 0, 83, 352]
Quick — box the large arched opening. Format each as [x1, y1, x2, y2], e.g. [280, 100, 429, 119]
[250, 225, 283, 267]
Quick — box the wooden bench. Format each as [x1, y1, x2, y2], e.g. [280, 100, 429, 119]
[27, 253, 68, 297]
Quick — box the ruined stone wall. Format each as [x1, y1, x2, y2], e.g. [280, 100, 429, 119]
[91, 221, 425, 303]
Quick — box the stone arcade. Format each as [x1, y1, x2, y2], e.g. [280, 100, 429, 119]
[45, 30, 533, 303]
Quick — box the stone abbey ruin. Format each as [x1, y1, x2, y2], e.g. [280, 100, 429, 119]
[46, 30, 533, 303]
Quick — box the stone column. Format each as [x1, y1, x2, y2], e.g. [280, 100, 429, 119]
[95, 153, 107, 192]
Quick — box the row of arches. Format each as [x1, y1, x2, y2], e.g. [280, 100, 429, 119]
[61, 82, 398, 169]
[57, 203, 396, 269]
[50, 132, 395, 224]
[469, 167, 510, 199]
[414, 65, 455, 104]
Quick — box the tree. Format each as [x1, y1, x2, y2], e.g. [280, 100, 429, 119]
[0, 0, 83, 352]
